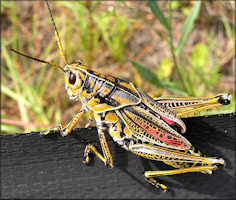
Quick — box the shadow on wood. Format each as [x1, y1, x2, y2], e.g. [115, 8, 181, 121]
[1, 113, 235, 199]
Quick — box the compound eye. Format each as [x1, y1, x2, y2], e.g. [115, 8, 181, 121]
[75, 61, 82, 65]
[69, 72, 76, 85]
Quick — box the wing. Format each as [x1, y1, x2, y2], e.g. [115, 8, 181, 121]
[138, 90, 186, 133]
[116, 104, 192, 151]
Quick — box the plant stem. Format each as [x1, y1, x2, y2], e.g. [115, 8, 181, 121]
[168, 1, 189, 94]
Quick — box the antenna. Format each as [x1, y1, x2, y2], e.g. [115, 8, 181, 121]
[10, 48, 65, 72]
[46, 0, 68, 65]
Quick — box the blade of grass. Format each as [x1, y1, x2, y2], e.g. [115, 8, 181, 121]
[2, 45, 23, 90]
[1, 85, 31, 107]
[220, 11, 235, 44]
[147, 1, 170, 31]
[178, 62, 196, 96]
[10, 1, 18, 59]
[36, 40, 58, 95]
[131, 61, 186, 95]
[167, 1, 189, 95]
[18, 38, 34, 85]
[18, 95, 31, 132]
[175, 1, 201, 56]
[3, 42, 50, 130]
[1, 124, 23, 134]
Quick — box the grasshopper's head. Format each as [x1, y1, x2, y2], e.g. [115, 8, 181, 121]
[64, 63, 89, 100]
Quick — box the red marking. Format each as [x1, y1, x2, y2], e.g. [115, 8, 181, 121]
[135, 120, 185, 149]
[159, 114, 185, 133]
[159, 114, 175, 125]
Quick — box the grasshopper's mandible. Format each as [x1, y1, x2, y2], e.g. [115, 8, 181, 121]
[11, 0, 231, 191]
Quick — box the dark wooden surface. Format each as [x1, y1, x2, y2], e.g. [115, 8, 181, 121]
[1, 113, 235, 199]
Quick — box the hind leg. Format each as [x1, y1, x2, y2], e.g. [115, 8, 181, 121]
[129, 142, 225, 190]
[154, 94, 231, 117]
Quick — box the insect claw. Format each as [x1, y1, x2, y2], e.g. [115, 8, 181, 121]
[83, 156, 90, 165]
[215, 158, 226, 169]
[144, 176, 168, 191]
[160, 184, 168, 192]
[83, 144, 91, 164]
[85, 121, 92, 128]
[39, 130, 49, 136]
[61, 129, 69, 137]
[40, 125, 63, 136]
[106, 162, 113, 168]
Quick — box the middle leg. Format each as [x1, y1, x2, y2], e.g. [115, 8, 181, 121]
[84, 113, 113, 168]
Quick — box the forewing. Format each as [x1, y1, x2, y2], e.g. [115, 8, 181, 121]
[138, 90, 186, 133]
[116, 105, 192, 150]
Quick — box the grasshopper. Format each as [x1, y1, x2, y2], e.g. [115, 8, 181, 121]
[10, 0, 231, 191]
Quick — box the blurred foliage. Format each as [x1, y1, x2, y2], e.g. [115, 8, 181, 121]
[155, 57, 173, 81]
[1, 1, 235, 134]
[132, 1, 235, 114]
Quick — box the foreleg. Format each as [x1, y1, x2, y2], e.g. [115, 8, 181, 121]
[40, 109, 85, 136]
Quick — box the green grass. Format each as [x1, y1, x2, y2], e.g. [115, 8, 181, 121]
[1, 1, 235, 134]
[1, 1, 135, 134]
